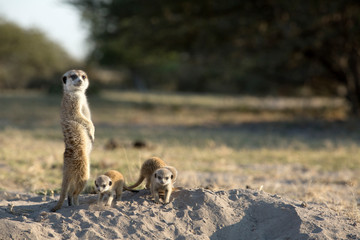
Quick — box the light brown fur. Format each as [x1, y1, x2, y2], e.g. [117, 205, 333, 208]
[151, 167, 177, 204]
[127, 157, 177, 203]
[95, 170, 131, 206]
[51, 70, 95, 212]
[127, 157, 167, 190]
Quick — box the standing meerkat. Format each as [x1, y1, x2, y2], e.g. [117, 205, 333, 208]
[95, 170, 134, 206]
[51, 70, 95, 212]
[127, 157, 167, 190]
[151, 166, 177, 204]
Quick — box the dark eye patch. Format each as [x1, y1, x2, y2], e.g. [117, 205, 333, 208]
[70, 74, 78, 80]
[62, 76, 67, 84]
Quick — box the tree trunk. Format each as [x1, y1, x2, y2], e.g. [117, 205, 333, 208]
[305, 49, 360, 117]
[346, 50, 360, 117]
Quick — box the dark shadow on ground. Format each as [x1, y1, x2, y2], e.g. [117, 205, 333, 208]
[210, 200, 309, 240]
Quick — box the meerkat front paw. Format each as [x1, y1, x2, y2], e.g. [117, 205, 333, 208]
[88, 125, 95, 142]
[153, 195, 161, 204]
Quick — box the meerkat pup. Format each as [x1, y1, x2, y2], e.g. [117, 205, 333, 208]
[51, 70, 95, 212]
[95, 170, 132, 206]
[127, 157, 167, 190]
[151, 166, 177, 204]
[127, 157, 177, 203]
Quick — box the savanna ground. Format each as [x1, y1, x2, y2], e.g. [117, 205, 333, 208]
[0, 91, 359, 222]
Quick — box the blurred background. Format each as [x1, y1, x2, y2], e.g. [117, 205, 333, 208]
[0, 0, 359, 218]
[0, 0, 359, 116]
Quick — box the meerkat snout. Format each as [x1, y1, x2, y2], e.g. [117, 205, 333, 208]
[73, 79, 82, 86]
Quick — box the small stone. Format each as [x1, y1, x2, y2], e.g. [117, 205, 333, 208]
[300, 202, 308, 208]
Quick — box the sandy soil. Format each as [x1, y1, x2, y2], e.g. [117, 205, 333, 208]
[0, 186, 358, 240]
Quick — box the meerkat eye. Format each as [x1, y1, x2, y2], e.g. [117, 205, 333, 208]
[81, 75, 86, 80]
[102, 184, 106, 188]
[62, 76, 67, 84]
[165, 177, 169, 180]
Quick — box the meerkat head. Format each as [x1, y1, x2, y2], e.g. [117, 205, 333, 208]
[95, 175, 112, 193]
[154, 168, 174, 186]
[62, 69, 89, 92]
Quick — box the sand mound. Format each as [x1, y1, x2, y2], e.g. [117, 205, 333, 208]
[0, 188, 357, 239]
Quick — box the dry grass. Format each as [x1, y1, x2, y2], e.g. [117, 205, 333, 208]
[0, 90, 359, 221]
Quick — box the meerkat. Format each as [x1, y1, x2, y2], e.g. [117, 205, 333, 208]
[95, 170, 134, 206]
[51, 70, 95, 212]
[151, 166, 177, 204]
[127, 157, 168, 190]
[127, 157, 177, 202]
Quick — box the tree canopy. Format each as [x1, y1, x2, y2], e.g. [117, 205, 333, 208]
[70, 0, 360, 114]
[0, 19, 76, 89]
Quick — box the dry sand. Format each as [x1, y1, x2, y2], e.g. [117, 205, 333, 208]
[0, 187, 358, 240]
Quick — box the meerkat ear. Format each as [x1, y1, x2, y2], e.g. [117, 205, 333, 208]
[62, 76, 67, 84]
[109, 181, 112, 186]
[154, 173, 157, 178]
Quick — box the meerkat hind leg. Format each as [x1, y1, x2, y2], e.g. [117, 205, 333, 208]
[68, 184, 76, 206]
[112, 192, 122, 207]
[73, 195, 80, 206]
[145, 177, 151, 189]
[115, 192, 122, 202]
[68, 195, 73, 206]
[51, 174, 71, 212]
[68, 187, 77, 206]
[73, 180, 87, 206]
[115, 183, 124, 202]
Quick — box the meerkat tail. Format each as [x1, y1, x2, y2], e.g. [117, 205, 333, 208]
[123, 184, 139, 192]
[126, 176, 145, 189]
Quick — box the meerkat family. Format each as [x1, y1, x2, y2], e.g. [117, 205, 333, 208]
[95, 170, 135, 206]
[51, 70, 178, 210]
[51, 70, 95, 212]
[94, 157, 177, 206]
[127, 157, 177, 204]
